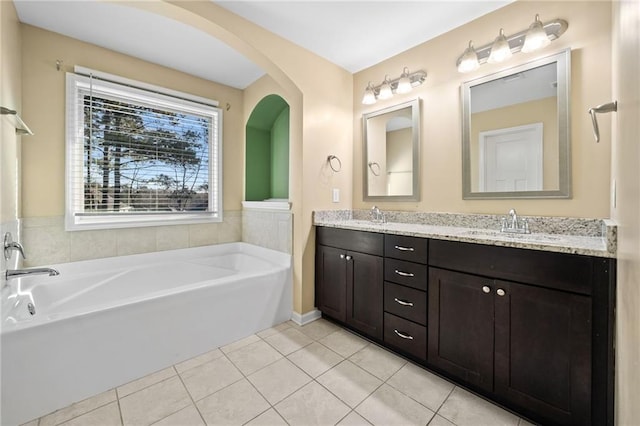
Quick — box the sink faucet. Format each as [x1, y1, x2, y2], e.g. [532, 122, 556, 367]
[501, 209, 530, 234]
[5, 268, 60, 281]
[370, 205, 386, 223]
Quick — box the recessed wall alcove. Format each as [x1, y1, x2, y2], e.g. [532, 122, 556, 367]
[244, 95, 290, 207]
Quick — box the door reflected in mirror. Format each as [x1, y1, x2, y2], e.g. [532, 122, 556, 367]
[363, 99, 420, 201]
[462, 49, 571, 199]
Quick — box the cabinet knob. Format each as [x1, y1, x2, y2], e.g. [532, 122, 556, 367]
[345, 255, 352, 261]
[339, 254, 345, 259]
[393, 329, 414, 340]
[482, 285, 491, 294]
[497, 289, 506, 296]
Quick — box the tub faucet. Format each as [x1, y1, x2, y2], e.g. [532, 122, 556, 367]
[5, 268, 60, 281]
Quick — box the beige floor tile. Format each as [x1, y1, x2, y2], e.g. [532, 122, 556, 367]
[256, 322, 292, 339]
[220, 334, 261, 354]
[245, 408, 288, 425]
[438, 387, 519, 426]
[19, 420, 39, 426]
[152, 404, 204, 426]
[39, 389, 117, 426]
[337, 411, 373, 426]
[275, 381, 350, 426]
[265, 328, 313, 355]
[349, 344, 406, 381]
[317, 360, 382, 408]
[226, 340, 283, 375]
[318, 329, 369, 358]
[297, 319, 340, 340]
[117, 367, 176, 398]
[179, 356, 243, 401]
[356, 384, 435, 426]
[248, 358, 312, 404]
[174, 349, 224, 374]
[58, 401, 121, 426]
[287, 342, 344, 378]
[429, 414, 457, 426]
[386, 362, 454, 411]
[120, 376, 191, 426]
[518, 418, 537, 426]
[196, 379, 270, 426]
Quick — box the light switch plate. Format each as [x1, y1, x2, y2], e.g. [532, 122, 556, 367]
[332, 188, 340, 203]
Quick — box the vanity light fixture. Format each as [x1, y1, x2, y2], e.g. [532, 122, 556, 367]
[456, 15, 568, 73]
[361, 68, 427, 105]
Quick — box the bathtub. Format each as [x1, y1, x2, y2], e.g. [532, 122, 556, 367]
[0, 242, 292, 426]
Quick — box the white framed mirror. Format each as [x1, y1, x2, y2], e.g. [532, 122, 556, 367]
[363, 99, 420, 201]
[462, 49, 571, 199]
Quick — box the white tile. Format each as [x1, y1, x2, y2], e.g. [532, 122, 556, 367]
[356, 384, 435, 426]
[226, 340, 283, 375]
[152, 404, 204, 426]
[156, 225, 190, 251]
[318, 329, 368, 358]
[22, 223, 70, 267]
[337, 411, 373, 426]
[117, 367, 176, 398]
[219, 213, 242, 244]
[275, 382, 350, 426]
[245, 408, 288, 426]
[349, 343, 406, 380]
[287, 342, 344, 378]
[116, 227, 156, 256]
[220, 334, 261, 354]
[188, 223, 219, 247]
[248, 358, 311, 405]
[297, 318, 341, 340]
[39, 390, 117, 426]
[196, 379, 270, 426]
[174, 348, 224, 374]
[429, 414, 457, 426]
[58, 401, 121, 426]
[69, 229, 117, 262]
[265, 327, 313, 355]
[179, 356, 243, 401]
[317, 360, 382, 408]
[386, 362, 454, 411]
[119, 376, 191, 426]
[438, 387, 520, 426]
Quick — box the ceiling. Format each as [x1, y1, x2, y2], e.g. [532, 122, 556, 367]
[13, 0, 513, 89]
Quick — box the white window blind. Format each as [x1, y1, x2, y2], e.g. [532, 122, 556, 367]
[65, 72, 222, 230]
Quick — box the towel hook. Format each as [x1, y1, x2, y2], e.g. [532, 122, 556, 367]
[588, 101, 617, 143]
[327, 155, 342, 172]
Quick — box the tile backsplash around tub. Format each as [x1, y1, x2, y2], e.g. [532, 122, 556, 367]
[20, 211, 242, 267]
[242, 209, 292, 254]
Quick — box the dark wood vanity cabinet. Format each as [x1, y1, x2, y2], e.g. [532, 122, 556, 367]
[316, 228, 384, 339]
[315, 227, 615, 426]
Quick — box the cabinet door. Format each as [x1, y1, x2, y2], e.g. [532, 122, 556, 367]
[494, 280, 592, 426]
[316, 245, 347, 322]
[428, 268, 494, 391]
[346, 251, 383, 340]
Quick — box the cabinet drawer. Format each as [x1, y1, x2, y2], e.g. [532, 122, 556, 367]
[317, 227, 383, 256]
[384, 282, 426, 325]
[385, 235, 428, 264]
[384, 313, 427, 361]
[384, 258, 427, 291]
[429, 239, 594, 295]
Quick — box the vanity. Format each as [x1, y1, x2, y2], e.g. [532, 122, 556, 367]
[314, 211, 615, 426]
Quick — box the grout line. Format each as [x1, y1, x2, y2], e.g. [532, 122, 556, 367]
[116, 395, 124, 426]
[173, 366, 208, 426]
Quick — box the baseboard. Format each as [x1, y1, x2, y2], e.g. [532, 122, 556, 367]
[291, 309, 321, 325]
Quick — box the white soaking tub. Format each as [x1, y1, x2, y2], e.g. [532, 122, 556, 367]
[0, 242, 292, 426]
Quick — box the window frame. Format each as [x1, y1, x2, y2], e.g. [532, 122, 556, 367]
[65, 71, 223, 231]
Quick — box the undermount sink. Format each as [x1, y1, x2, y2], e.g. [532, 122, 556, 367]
[462, 229, 563, 243]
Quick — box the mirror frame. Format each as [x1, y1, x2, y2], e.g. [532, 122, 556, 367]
[363, 98, 421, 202]
[461, 49, 571, 199]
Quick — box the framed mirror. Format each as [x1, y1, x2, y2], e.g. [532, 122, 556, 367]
[462, 49, 571, 199]
[363, 99, 420, 201]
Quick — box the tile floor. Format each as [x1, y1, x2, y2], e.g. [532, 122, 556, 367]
[23, 319, 536, 426]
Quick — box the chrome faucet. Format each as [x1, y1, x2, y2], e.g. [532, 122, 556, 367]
[5, 268, 60, 280]
[370, 205, 386, 223]
[501, 209, 530, 234]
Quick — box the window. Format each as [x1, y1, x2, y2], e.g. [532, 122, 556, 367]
[65, 70, 222, 230]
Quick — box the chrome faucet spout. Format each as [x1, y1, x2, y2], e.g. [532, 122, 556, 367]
[5, 267, 60, 280]
[509, 209, 518, 227]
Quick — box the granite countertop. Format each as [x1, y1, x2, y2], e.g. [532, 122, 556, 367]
[313, 210, 617, 258]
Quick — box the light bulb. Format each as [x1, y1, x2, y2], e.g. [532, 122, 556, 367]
[521, 14, 550, 53]
[457, 41, 480, 73]
[488, 29, 512, 64]
[362, 82, 377, 105]
[378, 76, 393, 100]
[396, 68, 412, 94]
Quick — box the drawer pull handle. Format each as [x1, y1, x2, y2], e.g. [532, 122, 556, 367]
[482, 286, 491, 294]
[394, 245, 415, 252]
[394, 329, 414, 340]
[394, 298, 414, 307]
[394, 270, 414, 277]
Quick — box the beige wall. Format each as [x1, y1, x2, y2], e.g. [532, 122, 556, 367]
[470, 97, 559, 191]
[353, 1, 612, 218]
[611, 0, 640, 424]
